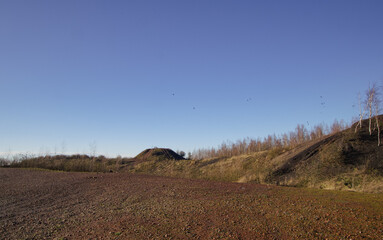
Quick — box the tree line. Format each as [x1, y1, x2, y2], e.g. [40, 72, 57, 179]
[1, 83, 381, 165]
[192, 82, 383, 160]
[192, 119, 348, 160]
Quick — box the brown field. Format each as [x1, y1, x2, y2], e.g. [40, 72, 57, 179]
[1, 168, 383, 239]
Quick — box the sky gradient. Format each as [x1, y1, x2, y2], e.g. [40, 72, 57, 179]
[1, 0, 383, 157]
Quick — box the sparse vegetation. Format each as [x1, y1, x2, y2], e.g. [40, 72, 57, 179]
[191, 119, 347, 160]
[9, 154, 132, 173]
[128, 116, 383, 193]
[0, 158, 10, 167]
[5, 115, 383, 193]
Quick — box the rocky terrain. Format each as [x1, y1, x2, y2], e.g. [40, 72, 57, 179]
[1, 168, 382, 239]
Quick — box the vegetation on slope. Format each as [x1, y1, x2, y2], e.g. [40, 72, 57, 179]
[131, 117, 383, 193]
[5, 118, 383, 192]
[8, 154, 132, 173]
[191, 119, 347, 160]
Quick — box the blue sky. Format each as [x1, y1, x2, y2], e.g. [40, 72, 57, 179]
[1, 0, 382, 157]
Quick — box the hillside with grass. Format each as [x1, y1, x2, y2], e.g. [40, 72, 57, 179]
[6, 117, 383, 193]
[131, 118, 383, 193]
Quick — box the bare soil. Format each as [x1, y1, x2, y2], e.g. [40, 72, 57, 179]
[1, 168, 382, 239]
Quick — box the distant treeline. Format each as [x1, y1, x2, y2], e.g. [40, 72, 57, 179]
[192, 119, 349, 160]
[8, 154, 132, 172]
[0, 119, 349, 171]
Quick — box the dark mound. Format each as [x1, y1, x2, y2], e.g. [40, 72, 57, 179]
[267, 115, 383, 187]
[134, 148, 184, 161]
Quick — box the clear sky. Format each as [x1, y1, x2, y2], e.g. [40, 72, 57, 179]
[1, 0, 382, 157]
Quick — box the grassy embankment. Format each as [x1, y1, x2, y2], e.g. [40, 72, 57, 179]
[5, 118, 383, 193]
[132, 122, 383, 193]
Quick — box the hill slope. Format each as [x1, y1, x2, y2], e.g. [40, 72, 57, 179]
[259, 117, 383, 191]
[7, 119, 383, 192]
[130, 118, 383, 193]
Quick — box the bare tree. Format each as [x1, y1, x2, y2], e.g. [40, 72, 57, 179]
[295, 124, 308, 144]
[61, 141, 67, 155]
[365, 83, 377, 135]
[374, 100, 381, 146]
[289, 131, 298, 147]
[359, 82, 382, 145]
[373, 87, 381, 146]
[330, 119, 346, 134]
[355, 92, 366, 133]
[282, 133, 289, 148]
[89, 141, 97, 172]
[89, 141, 97, 157]
[313, 123, 325, 139]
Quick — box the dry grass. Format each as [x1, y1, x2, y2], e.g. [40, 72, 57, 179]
[7, 118, 383, 193]
[129, 129, 383, 193]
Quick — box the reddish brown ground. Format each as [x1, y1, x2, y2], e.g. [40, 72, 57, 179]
[1, 168, 382, 240]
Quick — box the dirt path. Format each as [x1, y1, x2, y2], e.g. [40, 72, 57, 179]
[1, 168, 382, 239]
